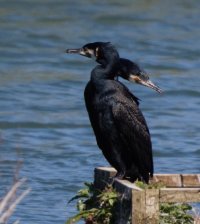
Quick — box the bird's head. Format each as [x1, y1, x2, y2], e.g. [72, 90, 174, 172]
[119, 58, 162, 93]
[66, 42, 119, 66]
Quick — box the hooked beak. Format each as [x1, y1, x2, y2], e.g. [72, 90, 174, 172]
[66, 48, 81, 54]
[129, 74, 162, 93]
[66, 48, 93, 58]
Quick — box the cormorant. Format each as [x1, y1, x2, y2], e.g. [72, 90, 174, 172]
[66, 42, 161, 183]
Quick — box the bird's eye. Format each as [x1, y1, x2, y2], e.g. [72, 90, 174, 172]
[139, 72, 149, 81]
[80, 48, 96, 59]
[83, 47, 87, 52]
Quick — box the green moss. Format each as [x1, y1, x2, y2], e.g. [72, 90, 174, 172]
[135, 180, 165, 189]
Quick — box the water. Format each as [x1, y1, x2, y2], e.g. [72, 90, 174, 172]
[0, 0, 200, 223]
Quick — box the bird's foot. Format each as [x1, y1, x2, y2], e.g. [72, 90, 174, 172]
[110, 172, 125, 185]
[115, 172, 125, 180]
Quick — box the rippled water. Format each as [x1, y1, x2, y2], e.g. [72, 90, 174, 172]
[0, 0, 200, 223]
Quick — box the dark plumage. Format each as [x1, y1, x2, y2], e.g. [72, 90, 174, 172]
[66, 42, 161, 183]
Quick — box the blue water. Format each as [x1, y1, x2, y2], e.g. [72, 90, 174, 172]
[0, 0, 199, 223]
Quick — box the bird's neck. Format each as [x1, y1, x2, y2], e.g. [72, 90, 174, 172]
[91, 50, 119, 85]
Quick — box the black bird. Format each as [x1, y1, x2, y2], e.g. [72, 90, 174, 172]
[66, 42, 161, 183]
[117, 58, 162, 93]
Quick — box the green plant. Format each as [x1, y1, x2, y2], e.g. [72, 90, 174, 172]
[66, 183, 118, 224]
[135, 180, 194, 224]
[160, 203, 194, 224]
[135, 180, 165, 189]
[67, 181, 195, 224]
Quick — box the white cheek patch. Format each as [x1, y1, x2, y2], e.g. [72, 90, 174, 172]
[88, 49, 96, 60]
[79, 49, 87, 56]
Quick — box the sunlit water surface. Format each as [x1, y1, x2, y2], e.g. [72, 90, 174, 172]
[0, 0, 199, 223]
